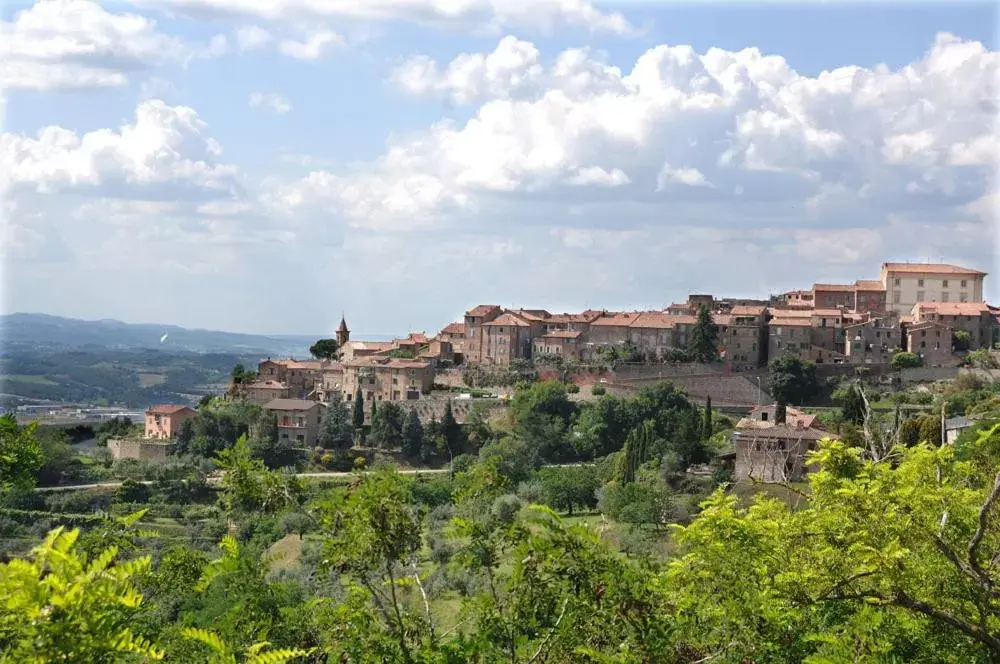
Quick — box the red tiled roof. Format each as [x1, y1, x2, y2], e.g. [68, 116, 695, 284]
[346, 340, 394, 351]
[513, 309, 551, 321]
[465, 304, 501, 317]
[629, 312, 677, 329]
[146, 404, 194, 415]
[914, 302, 989, 317]
[769, 317, 812, 327]
[483, 313, 531, 327]
[347, 357, 432, 369]
[248, 380, 286, 389]
[854, 279, 885, 291]
[767, 307, 814, 318]
[540, 330, 583, 340]
[907, 319, 950, 330]
[812, 283, 854, 291]
[440, 322, 466, 335]
[811, 308, 845, 317]
[883, 262, 987, 276]
[590, 312, 641, 327]
[729, 305, 766, 316]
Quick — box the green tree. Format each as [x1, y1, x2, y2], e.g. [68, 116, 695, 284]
[370, 401, 405, 451]
[319, 398, 354, 450]
[0, 414, 42, 493]
[687, 304, 720, 363]
[352, 389, 365, 431]
[309, 338, 340, 360]
[463, 403, 494, 452]
[440, 399, 466, 457]
[768, 354, 819, 405]
[0, 527, 163, 662]
[840, 381, 868, 425]
[401, 409, 424, 458]
[509, 380, 576, 462]
[900, 417, 922, 446]
[918, 414, 943, 446]
[371, 397, 377, 420]
[537, 465, 599, 515]
[317, 469, 425, 662]
[953, 329, 972, 352]
[892, 351, 924, 370]
[215, 435, 303, 521]
[703, 395, 713, 440]
[617, 420, 654, 484]
[775, 401, 787, 424]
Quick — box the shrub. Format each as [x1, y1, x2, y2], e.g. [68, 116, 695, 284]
[891, 352, 923, 370]
[591, 385, 607, 396]
[566, 383, 581, 394]
[490, 494, 523, 525]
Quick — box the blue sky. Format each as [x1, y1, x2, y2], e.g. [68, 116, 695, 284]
[1, 0, 997, 336]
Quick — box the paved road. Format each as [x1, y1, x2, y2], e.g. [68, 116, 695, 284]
[34, 463, 591, 493]
[35, 467, 454, 493]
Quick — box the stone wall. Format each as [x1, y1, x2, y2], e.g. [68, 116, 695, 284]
[400, 396, 507, 424]
[108, 438, 172, 461]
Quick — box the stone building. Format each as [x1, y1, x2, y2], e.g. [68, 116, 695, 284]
[342, 357, 435, 403]
[532, 330, 585, 360]
[144, 405, 196, 440]
[842, 315, 902, 364]
[911, 302, 995, 350]
[244, 380, 288, 406]
[263, 398, 326, 447]
[463, 305, 503, 364]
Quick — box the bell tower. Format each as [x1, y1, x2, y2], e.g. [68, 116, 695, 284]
[336, 314, 350, 346]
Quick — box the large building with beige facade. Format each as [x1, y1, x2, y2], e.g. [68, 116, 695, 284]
[882, 262, 987, 315]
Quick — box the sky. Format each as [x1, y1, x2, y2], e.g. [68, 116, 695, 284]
[1, 0, 998, 337]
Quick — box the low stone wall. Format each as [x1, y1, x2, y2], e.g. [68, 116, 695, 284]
[107, 438, 172, 461]
[898, 366, 961, 383]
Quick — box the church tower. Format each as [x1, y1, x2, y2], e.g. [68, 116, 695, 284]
[336, 314, 350, 346]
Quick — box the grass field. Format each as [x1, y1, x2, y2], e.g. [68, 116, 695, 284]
[4, 374, 60, 386]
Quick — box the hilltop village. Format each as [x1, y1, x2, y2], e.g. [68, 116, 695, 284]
[235, 260, 995, 408]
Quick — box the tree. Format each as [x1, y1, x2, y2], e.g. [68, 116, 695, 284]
[371, 397, 377, 420]
[840, 382, 868, 425]
[215, 435, 303, 520]
[953, 329, 972, 352]
[892, 351, 923, 370]
[0, 527, 163, 662]
[462, 403, 493, 452]
[537, 465, 599, 515]
[309, 338, 340, 360]
[509, 381, 576, 462]
[401, 409, 424, 458]
[352, 388, 365, 431]
[687, 304, 720, 363]
[703, 396, 713, 440]
[247, 413, 296, 469]
[0, 414, 42, 493]
[775, 402, 787, 424]
[918, 414, 943, 446]
[319, 399, 354, 450]
[370, 401, 405, 451]
[441, 400, 466, 457]
[618, 420, 654, 484]
[768, 354, 819, 405]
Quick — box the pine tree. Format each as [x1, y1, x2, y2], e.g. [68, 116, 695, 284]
[319, 399, 354, 450]
[401, 409, 424, 458]
[703, 396, 713, 440]
[687, 304, 720, 364]
[352, 388, 365, 430]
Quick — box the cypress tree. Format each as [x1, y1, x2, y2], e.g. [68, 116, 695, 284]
[371, 397, 378, 419]
[352, 388, 365, 430]
[842, 383, 867, 425]
[687, 304, 720, 364]
[402, 409, 424, 458]
[703, 396, 713, 440]
[775, 401, 787, 425]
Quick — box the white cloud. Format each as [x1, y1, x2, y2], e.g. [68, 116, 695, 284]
[235, 25, 272, 50]
[278, 30, 344, 59]
[0, 0, 204, 91]
[567, 166, 630, 187]
[0, 99, 242, 201]
[656, 163, 712, 189]
[249, 92, 292, 114]
[138, 0, 633, 35]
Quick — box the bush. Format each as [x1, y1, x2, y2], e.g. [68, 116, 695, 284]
[490, 494, 523, 525]
[591, 385, 607, 396]
[412, 478, 454, 508]
[114, 479, 151, 504]
[891, 352, 923, 370]
[566, 383, 580, 394]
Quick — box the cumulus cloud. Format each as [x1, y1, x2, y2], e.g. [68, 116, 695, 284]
[0, 0, 211, 91]
[249, 92, 292, 114]
[0, 99, 242, 201]
[137, 0, 633, 35]
[273, 31, 997, 241]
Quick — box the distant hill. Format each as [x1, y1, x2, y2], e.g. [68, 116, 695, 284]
[0, 313, 319, 357]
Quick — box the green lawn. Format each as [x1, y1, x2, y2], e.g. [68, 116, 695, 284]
[4, 374, 59, 386]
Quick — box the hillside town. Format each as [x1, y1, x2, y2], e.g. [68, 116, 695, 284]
[110, 260, 996, 485]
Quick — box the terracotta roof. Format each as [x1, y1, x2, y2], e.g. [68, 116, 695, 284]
[465, 304, 501, 317]
[440, 322, 466, 335]
[346, 357, 432, 369]
[813, 283, 854, 291]
[767, 308, 814, 318]
[907, 319, 950, 330]
[666, 315, 699, 326]
[547, 311, 603, 324]
[854, 279, 885, 292]
[883, 262, 987, 276]
[590, 312, 641, 327]
[769, 317, 812, 327]
[539, 330, 583, 340]
[408, 333, 430, 344]
[263, 398, 322, 411]
[811, 308, 845, 317]
[732, 425, 836, 441]
[740, 406, 817, 430]
[247, 380, 286, 389]
[629, 312, 677, 329]
[513, 309, 551, 321]
[346, 340, 394, 351]
[783, 290, 813, 297]
[146, 404, 194, 415]
[483, 313, 531, 327]
[729, 305, 766, 316]
[914, 302, 989, 317]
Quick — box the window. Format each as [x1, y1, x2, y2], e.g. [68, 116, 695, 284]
[751, 343, 757, 352]
[961, 279, 968, 288]
[918, 279, 924, 287]
[942, 279, 949, 288]
[960, 292, 969, 303]
[941, 292, 949, 302]
[893, 291, 901, 304]
[894, 278, 900, 286]
[917, 291, 925, 302]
